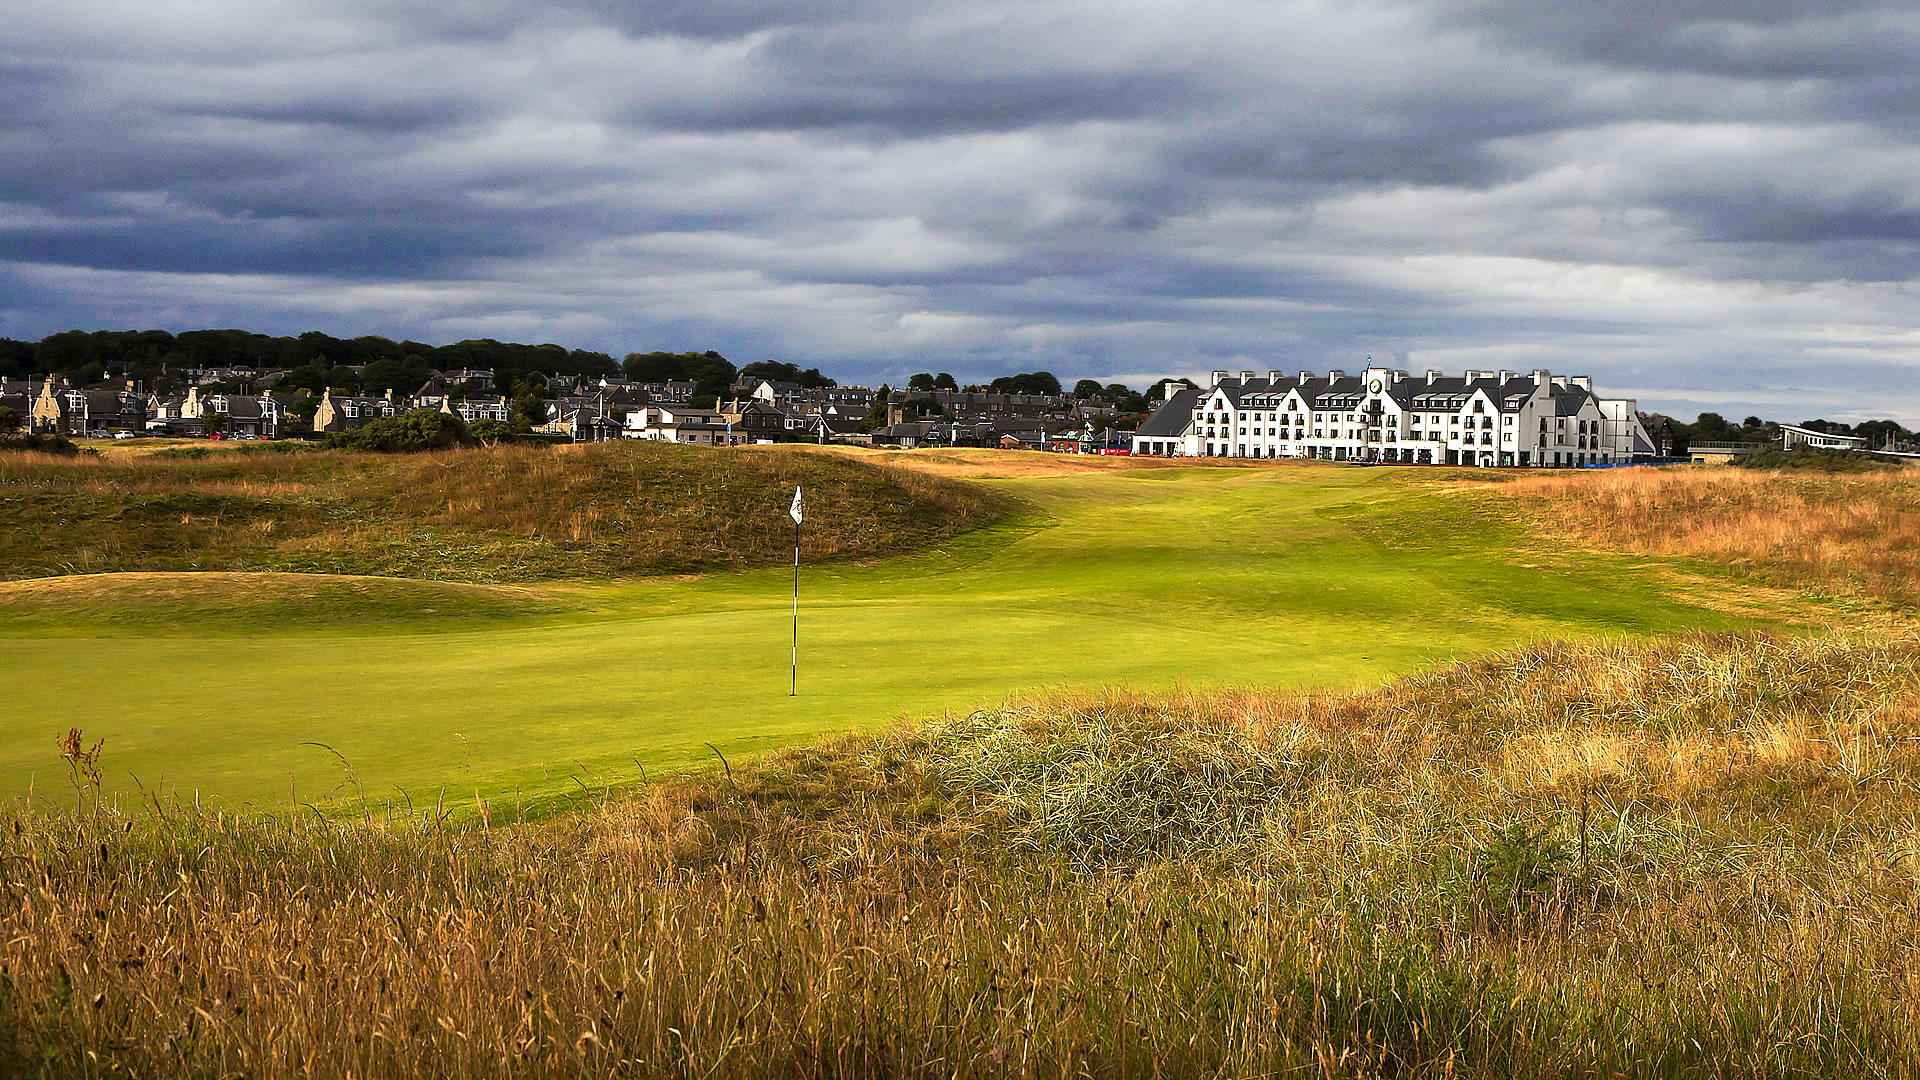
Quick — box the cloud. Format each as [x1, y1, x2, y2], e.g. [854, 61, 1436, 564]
[2, 0, 1919, 421]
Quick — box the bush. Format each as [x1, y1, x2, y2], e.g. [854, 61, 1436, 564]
[325, 410, 474, 452]
[0, 433, 82, 456]
[1734, 447, 1907, 472]
[468, 419, 516, 444]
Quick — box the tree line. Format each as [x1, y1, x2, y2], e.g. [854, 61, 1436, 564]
[1669, 412, 1916, 453]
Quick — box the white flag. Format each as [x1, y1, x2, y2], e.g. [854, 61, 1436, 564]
[789, 485, 803, 525]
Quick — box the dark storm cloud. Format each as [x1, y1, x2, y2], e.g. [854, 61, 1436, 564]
[1442, 0, 1915, 79]
[3, 0, 1919, 422]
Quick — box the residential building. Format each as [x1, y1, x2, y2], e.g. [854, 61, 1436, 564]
[440, 397, 512, 424]
[716, 400, 789, 443]
[1781, 425, 1869, 451]
[30, 377, 147, 436]
[0, 380, 31, 431]
[884, 388, 1078, 427]
[595, 377, 695, 403]
[1131, 366, 1656, 466]
[313, 388, 399, 432]
[622, 405, 752, 445]
[535, 407, 624, 442]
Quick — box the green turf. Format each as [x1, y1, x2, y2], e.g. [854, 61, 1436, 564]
[0, 463, 1804, 816]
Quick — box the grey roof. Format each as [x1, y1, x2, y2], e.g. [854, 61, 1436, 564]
[1547, 385, 1594, 416]
[1135, 387, 1205, 436]
[816, 415, 866, 435]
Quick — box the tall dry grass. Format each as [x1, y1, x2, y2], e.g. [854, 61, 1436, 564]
[8, 630, 1920, 1077]
[1500, 464, 1920, 607]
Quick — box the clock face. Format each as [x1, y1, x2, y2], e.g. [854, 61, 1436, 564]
[1369, 379, 1382, 393]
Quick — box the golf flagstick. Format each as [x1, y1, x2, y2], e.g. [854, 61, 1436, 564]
[789, 485, 802, 696]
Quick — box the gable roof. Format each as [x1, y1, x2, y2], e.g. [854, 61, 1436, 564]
[1135, 387, 1205, 437]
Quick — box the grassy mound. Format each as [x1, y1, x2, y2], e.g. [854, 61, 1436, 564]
[8, 630, 1918, 1076]
[0, 442, 1006, 582]
[1501, 464, 1920, 608]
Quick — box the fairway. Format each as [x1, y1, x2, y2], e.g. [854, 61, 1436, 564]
[0, 457, 1791, 814]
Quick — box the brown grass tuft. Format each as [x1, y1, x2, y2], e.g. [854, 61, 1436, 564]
[1496, 464, 1920, 606]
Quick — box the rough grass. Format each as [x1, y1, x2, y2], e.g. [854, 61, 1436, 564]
[8, 630, 1920, 1077]
[1500, 464, 1920, 608]
[0, 442, 1007, 582]
[0, 572, 563, 632]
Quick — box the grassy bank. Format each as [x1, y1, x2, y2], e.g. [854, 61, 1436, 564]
[0, 441, 1005, 582]
[7, 630, 1917, 1077]
[1500, 463, 1920, 608]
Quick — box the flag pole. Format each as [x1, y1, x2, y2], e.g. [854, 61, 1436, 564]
[789, 485, 803, 697]
[791, 514, 799, 696]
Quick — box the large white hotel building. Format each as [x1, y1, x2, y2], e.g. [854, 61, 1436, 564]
[1131, 365, 1658, 467]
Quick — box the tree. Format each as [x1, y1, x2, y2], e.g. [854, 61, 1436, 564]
[0, 339, 35, 378]
[361, 355, 433, 397]
[469, 419, 516, 444]
[908, 373, 936, 391]
[1073, 379, 1103, 398]
[1692, 412, 1735, 442]
[1147, 378, 1196, 402]
[511, 392, 548, 433]
[623, 350, 737, 406]
[1854, 420, 1913, 449]
[989, 371, 1062, 396]
[861, 384, 892, 432]
[739, 360, 835, 388]
[933, 372, 957, 390]
[0, 406, 17, 434]
[326, 409, 473, 452]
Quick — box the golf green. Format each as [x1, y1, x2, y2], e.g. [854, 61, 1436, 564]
[0, 460, 1785, 815]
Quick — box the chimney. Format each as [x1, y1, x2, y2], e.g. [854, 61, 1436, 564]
[1268, 370, 1284, 383]
[1426, 370, 1442, 384]
[1328, 370, 1344, 379]
[1533, 369, 1550, 386]
[1240, 370, 1256, 382]
[1211, 370, 1230, 384]
[384, 388, 394, 402]
[1571, 376, 1592, 390]
[1499, 369, 1515, 383]
[1391, 371, 1405, 383]
[1551, 376, 1567, 388]
[1299, 370, 1312, 381]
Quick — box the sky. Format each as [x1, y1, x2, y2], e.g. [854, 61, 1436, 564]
[3, 0, 1919, 423]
